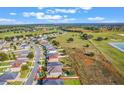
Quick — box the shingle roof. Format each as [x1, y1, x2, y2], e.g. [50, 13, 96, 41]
[42, 79, 64, 85]
[47, 62, 62, 66]
[0, 72, 18, 82]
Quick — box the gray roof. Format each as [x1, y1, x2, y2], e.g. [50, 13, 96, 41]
[47, 62, 62, 66]
[0, 72, 18, 82]
[43, 79, 64, 85]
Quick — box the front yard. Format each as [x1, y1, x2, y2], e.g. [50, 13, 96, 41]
[20, 69, 30, 78]
[7, 81, 23, 85]
[64, 79, 81, 85]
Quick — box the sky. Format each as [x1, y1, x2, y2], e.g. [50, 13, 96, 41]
[0, 7, 124, 24]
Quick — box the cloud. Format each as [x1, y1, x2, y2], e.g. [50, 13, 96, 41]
[101, 20, 119, 23]
[80, 7, 92, 10]
[23, 12, 63, 20]
[0, 18, 16, 22]
[9, 12, 17, 15]
[48, 18, 76, 23]
[88, 17, 105, 21]
[47, 8, 78, 14]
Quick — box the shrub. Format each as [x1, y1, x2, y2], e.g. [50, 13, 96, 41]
[67, 38, 74, 42]
[21, 64, 29, 71]
[84, 52, 95, 57]
[96, 37, 104, 41]
[27, 52, 34, 59]
[104, 37, 108, 40]
[81, 34, 93, 40]
[84, 44, 90, 47]
[0, 52, 9, 61]
[52, 40, 60, 46]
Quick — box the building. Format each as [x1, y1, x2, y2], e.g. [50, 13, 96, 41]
[0, 72, 18, 85]
[46, 53, 59, 62]
[47, 62, 63, 78]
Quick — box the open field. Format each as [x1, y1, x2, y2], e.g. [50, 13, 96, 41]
[52, 31, 124, 84]
[0, 29, 59, 39]
[0, 31, 43, 38]
[86, 31, 124, 76]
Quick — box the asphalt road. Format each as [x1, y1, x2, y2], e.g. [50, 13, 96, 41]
[25, 45, 40, 85]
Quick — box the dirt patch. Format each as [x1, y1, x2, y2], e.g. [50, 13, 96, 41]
[64, 47, 124, 84]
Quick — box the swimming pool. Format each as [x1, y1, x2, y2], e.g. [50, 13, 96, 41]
[109, 42, 124, 52]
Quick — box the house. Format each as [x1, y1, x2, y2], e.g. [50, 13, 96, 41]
[39, 40, 48, 45]
[0, 47, 10, 52]
[11, 58, 28, 68]
[0, 40, 5, 49]
[20, 44, 30, 49]
[46, 49, 57, 54]
[10, 58, 28, 71]
[0, 72, 18, 84]
[46, 53, 59, 62]
[16, 58, 29, 63]
[47, 62, 63, 78]
[14, 50, 29, 58]
[42, 79, 64, 85]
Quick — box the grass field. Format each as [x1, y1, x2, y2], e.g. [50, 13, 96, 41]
[52, 32, 124, 84]
[86, 31, 124, 76]
[52, 32, 91, 48]
[7, 81, 23, 85]
[0, 31, 43, 38]
[64, 79, 81, 85]
[20, 70, 30, 78]
[53, 31, 124, 81]
[0, 62, 10, 66]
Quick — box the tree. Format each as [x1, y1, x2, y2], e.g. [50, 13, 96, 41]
[27, 52, 34, 59]
[84, 52, 95, 57]
[0, 52, 9, 61]
[104, 37, 108, 40]
[21, 64, 29, 71]
[67, 38, 74, 42]
[52, 40, 60, 46]
[81, 34, 93, 40]
[13, 45, 17, 50]
[96, 37, 104, 41]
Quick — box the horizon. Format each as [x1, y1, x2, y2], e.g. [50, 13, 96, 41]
[0, 23, 124, 26]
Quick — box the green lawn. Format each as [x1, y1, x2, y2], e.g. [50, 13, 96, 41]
[0, 62, 10, 66]
[20, 70, 30, 78]
[52, 32, 91, 48]
[0, 67, 8, 73]
[7, 81, 23, 85]
[0, 30, 43, 38]
[64, 79, 81, 85]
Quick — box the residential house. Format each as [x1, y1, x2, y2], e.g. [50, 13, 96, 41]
[14, 50, 29, 58]
[20, 44, 30, 49]
[0, 47, 10, 52]
[42, 79, 64, 85]
[11, 58, 28, 71]
[0, 72, 18, 85]
[46, 53, 59, 62]
[47, 62, 63, 78]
